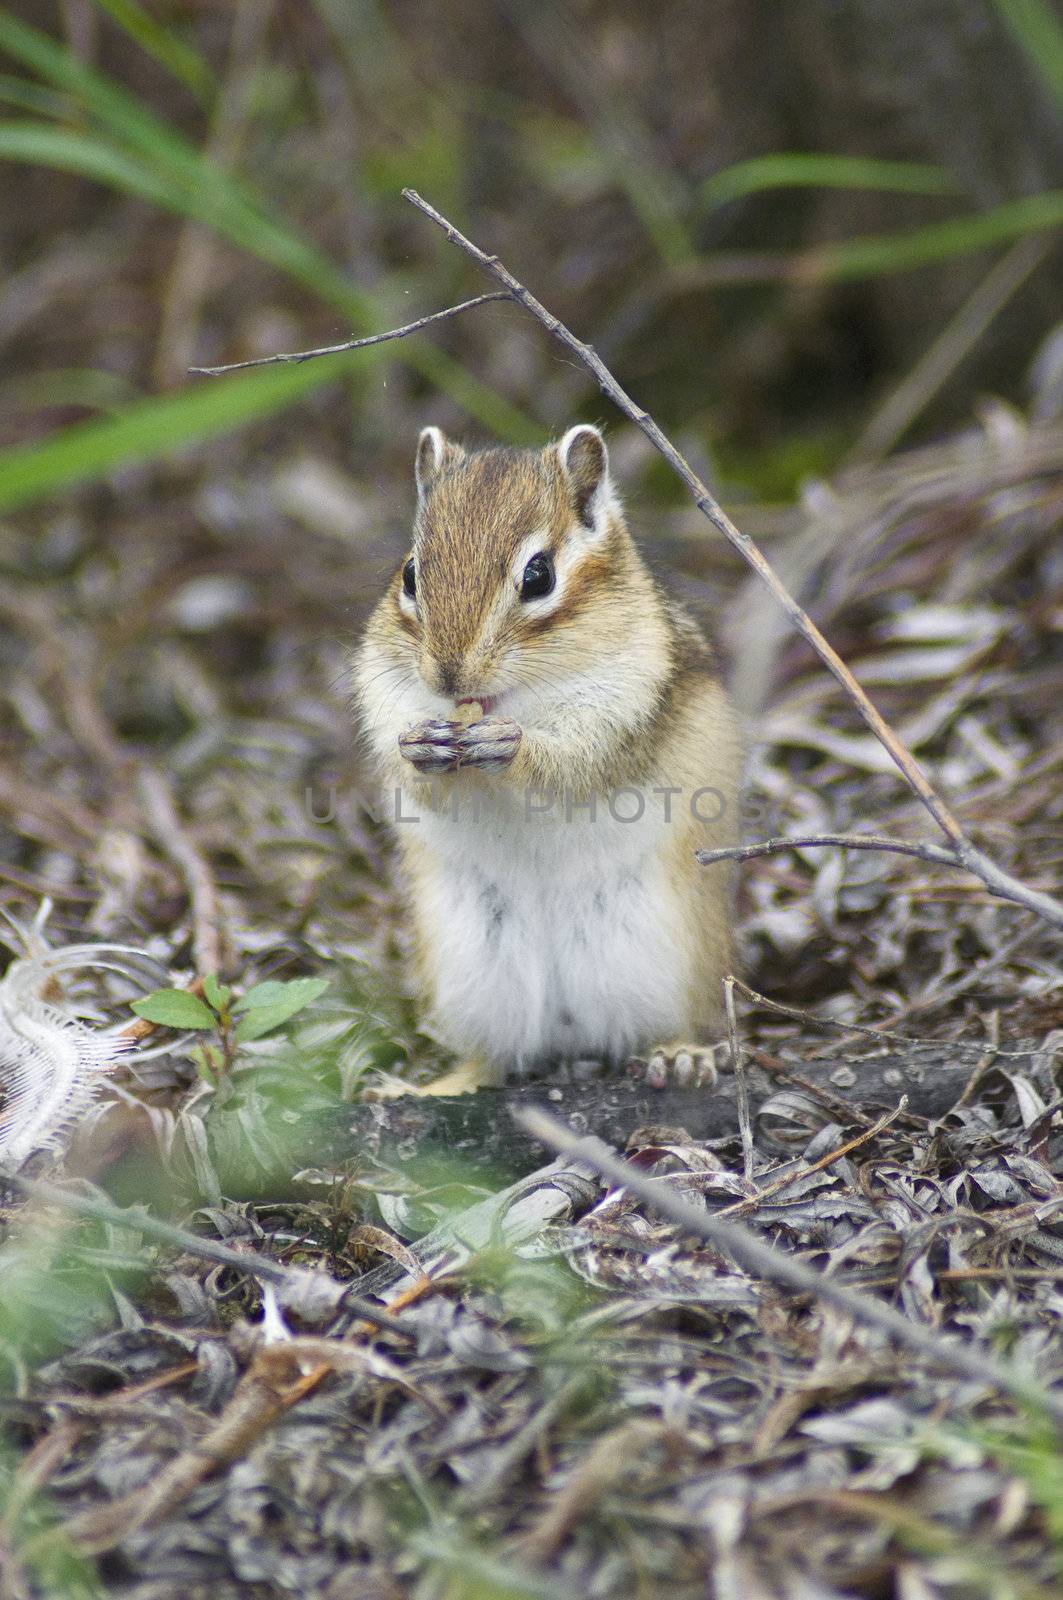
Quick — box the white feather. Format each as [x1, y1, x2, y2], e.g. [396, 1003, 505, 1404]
[0, 905, 148, 1167]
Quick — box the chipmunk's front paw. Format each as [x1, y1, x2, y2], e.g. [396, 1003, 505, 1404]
[398, 718, 464, 773]
[398, 715, 522, 775]
[630, 1042, 719, 1090]
[455, 715, 522, 770]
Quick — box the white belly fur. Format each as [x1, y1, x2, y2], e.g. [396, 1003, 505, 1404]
[406, 788, 690, 1068]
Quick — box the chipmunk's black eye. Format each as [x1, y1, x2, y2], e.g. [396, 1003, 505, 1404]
[402, 557, 416, 599]
[520, 552, 555, 601]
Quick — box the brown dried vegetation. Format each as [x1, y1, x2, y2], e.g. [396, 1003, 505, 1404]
[1, 6, 1062, 1598]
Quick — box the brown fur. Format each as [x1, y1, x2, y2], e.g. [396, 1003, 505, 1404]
[355, 427, 744, 1069]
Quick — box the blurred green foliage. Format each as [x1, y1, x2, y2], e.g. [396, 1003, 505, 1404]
[0, 2, 1061, 504]
[993, 0, 1063, 108]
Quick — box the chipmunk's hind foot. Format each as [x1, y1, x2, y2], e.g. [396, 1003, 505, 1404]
[631, 1041, 719, 1090]
[366, 1056, 502, 1099]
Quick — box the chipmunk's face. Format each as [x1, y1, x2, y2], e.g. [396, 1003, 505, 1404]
[393, 425, 628, 709]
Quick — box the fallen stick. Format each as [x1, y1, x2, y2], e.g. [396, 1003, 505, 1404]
[513, 1105, 1063, 1427]
[308, 1045, 1032, 1209]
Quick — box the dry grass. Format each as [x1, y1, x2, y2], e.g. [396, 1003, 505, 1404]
[0, 382, 1060, 1597]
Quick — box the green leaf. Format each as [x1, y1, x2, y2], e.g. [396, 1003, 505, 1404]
[0, 15, 538, 443]
[992, 0, 1063, 110]
[202, 974, 231, 1012]
[0, 121, 177, 206]
[699, 153, 957, 214]
[235, 977, 331, 1013]
[130, 988, 217, 1030]
[699, 192, 1063, 286]
[92, 0, 216, 104]
[234, 980, 296, 1011]
[797, 191, 1063, 280]
[0, 350, 362, 514]
[232, 977, 330, 1043]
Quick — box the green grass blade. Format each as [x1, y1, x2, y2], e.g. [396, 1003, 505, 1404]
[0, 70, 66, 115]
[0, 118, 367, 311]
[91, 0, 215, 103]
[800, 191, 1063, 279]
[992, 0, 1063, 109]
[0, 352, 366, 515]
[0, 13, 538, 440]
[0, 18, 320, 266]
[0, 120, 537, 439]
[3, 366, 140, 416]
[0, 119, 175, 204]
[0, 16, 401, 320]
[0, 13, 408, 313]
[700, 153, 958, 214]
[0, 12, 232, 192]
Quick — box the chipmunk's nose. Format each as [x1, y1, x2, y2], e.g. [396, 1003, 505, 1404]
[422, 654, 462, 697]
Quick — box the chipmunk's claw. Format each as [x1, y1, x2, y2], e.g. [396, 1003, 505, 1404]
[398, 718, 464, 773]
[457, 715, 522, 769]
[399, 715, 521, 774]
[629, 1043, 719, 1090]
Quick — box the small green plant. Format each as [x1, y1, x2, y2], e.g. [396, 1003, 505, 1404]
[130, 972, 330, 1083]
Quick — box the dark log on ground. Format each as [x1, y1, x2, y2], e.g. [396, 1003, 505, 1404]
[304, 1047, 1040, 1183]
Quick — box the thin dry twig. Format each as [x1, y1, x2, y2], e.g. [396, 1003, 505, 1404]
[717, 1100, 903, 1218]
[400, 187, 1063, 934]
[189, 292, 512, 375]
[697, 832, 971, 871]
[55, 1334, 438, 1555]
[60, 1345, 332, 1553]
[724, 975, 754, 1184]
[731, 977, 1043, 1059]
[745, 1046, 881, 1129]
[514, 1105, 1063, 1426]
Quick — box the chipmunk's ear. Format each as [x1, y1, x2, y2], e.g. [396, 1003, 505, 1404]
[557, 424, 613, 532]
[415, 426, 464, 500]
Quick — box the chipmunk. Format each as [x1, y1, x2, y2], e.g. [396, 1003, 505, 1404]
[354, 425, 742, 1093]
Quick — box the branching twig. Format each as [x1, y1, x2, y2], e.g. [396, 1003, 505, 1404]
[515, 1106, 1063, 1426]
[697, 832, 966, 871]
[189, 292, 512, 375]
[730, 976, 1042, 1059]
[400, 188, 1063, 934]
